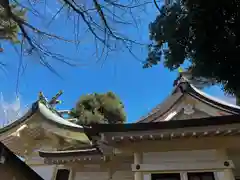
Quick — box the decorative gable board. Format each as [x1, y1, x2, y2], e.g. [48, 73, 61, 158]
[137, 83, 239, 123]
[171, 109, 210, 121]
[158, 94, 234, 122]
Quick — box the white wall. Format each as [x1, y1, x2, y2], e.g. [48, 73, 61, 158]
[29, 150, 234, 180]
[142, 150, 236, 180]
[74, 172, 108, 180]
[112, 171, 133, 180]
[74, 171, 133, 180]
[143, 149, 218, 163]
[31, 165, 56, 180]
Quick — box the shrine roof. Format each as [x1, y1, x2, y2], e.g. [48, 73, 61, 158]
[137, 81, 240, 123]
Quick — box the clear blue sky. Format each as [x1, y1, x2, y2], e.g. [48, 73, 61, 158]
[0, 1, 234, 122]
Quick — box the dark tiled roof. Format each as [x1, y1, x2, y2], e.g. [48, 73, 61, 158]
[137, 82, 240, 123]
[39, 147, 101, 158]
[137, 92, 183, 123]
[0, 101, 86, 135]
[87, 114, 240, 133]
[188, 84, 240, 114]
[0, 102, 38, 134]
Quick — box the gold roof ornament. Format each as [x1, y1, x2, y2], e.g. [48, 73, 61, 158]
[49, 90, 63, 106]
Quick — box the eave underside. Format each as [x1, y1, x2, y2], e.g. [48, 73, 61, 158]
[39, 115, 240, 165]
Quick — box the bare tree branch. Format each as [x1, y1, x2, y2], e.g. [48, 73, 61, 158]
[0, 0, 160, 79]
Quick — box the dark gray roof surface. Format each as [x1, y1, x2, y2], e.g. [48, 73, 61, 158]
[137, 92, 183, 123]
[137, 82, 240, 123]
[0, 101, 85, 135]
[39, 147, 101, 158]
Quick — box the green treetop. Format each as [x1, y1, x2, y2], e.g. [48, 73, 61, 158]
[70, 92, 126, 125]
[145, 0, 240, 102]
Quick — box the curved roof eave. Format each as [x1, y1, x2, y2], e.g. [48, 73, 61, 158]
[0, 101, 87, 135]
[188, 84, 240, 114]
[39, 147, 101, 158]
[37, 102, 85, 132]
[0, 102, 38, 135]
[136, 81, 240, 123]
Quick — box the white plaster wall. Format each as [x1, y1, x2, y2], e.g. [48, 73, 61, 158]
[214, 172, 225, 180]
[74, 172, 108, 180]
[112, 171, 133, 180]
[31, 165, 56, 180]
[74, 171, 133, 180]
[143, 149, 218, 163]
[143, 150, 236, 180]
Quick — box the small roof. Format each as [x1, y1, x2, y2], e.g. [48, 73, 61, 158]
[137, 81, 240, 123]
[0, 101, 85, 135]
[0, 101, 91, 156]
[39, 147, 101, 158]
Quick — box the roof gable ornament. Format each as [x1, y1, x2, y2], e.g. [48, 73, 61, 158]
[38, 90, 63, 108]
[174, 67, 215, 89]
[183, 104, 195, 115]
[38, 90, 64, 115]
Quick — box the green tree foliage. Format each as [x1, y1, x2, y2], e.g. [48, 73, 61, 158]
[145, 0, 240, 96]
[70, 92, 126, 125]
[0, 3, 26, 46]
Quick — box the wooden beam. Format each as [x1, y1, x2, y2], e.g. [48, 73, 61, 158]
[131, 160, 234, 172]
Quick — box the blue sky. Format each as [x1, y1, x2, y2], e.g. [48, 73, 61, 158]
[0, 0, 235, 123]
